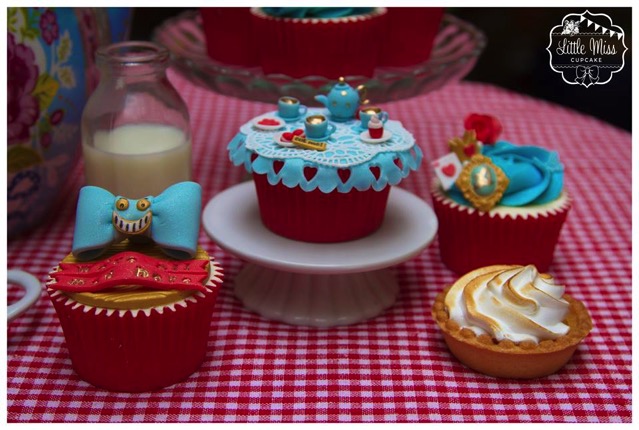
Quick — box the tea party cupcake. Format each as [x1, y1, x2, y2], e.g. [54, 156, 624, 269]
[46, 182, 223, 392]
[228, 80, 421, 242]
[431, 114, 570, 274]
[250, 7, 387, 78]
[432, 264, 592, 378]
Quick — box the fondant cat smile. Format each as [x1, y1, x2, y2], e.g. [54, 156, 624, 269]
[112, 211, 152, 235]
[111, 197, 153, 235]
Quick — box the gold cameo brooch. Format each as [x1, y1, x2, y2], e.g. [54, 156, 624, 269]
[455, 155, 509, 211]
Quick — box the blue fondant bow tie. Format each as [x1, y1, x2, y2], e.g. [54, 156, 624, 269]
[72, 182, 202, 261]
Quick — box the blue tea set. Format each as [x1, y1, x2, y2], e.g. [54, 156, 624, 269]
[275, 77, 388, 141]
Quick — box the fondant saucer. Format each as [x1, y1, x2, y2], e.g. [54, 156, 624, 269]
[253, 116, 285, 131]
[273, 132, 296, 148]
[306, 132, 334, 142]
[360, 130, 393, 144]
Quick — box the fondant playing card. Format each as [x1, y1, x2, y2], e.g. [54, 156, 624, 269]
[432, 152, 463, 190]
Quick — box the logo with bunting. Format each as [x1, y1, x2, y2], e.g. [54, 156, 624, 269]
[547, 10, 627, 88]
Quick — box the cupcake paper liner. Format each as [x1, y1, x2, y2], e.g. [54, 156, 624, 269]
[378, 7, 444, 66]
[253, 173, 390, 242]
[431, 189, 570, 274]
[250, 8, 387, 78]
[200, 8, 259, 66]
[47, 273, 221, 393]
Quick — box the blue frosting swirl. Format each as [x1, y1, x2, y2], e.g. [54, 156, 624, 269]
[448, 141, 564, 207]
[261, 7, 374, 19]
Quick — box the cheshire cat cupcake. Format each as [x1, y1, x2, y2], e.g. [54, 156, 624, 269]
[46, 182, 223, 392]
[431, 114, 570, 274]
[432, 264, 592, 379]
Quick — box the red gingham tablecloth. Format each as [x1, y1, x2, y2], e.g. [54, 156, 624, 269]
[7, 70, 632, 423]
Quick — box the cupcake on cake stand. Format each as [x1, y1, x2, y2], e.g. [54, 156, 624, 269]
[153, 11, 485, 104]
[204, 85, 437, 327]
[203, 182, 436, 327]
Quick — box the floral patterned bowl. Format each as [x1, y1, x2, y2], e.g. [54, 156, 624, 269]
[7, 7, 131, 239]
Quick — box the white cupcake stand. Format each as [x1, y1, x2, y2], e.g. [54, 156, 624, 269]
[202, 181, 437, 327]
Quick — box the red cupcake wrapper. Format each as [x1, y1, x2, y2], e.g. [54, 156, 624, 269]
[251, 8, 387, 78]
[431, 190, 570, 274]
[369, 126, 384, 138]
[200, 8, 259, 66]
[378, 8, 444, 66]
[253, 173, 390, 242]
[47, 282, 220, 392]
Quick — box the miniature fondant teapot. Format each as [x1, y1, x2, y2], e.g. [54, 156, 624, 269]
[314, 77, 367, 122]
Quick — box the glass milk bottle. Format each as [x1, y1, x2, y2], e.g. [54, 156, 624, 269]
[81, 41, 191, 198]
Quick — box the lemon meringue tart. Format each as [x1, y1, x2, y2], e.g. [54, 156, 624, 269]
[432, 265, 592, 379]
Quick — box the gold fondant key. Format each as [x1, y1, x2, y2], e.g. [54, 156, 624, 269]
[292, 136, 327, 151]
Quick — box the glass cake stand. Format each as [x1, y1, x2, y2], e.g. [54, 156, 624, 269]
[202, 181, 438, 327]
[153, 11, 486, 105]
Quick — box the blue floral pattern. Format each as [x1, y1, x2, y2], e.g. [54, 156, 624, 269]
[7, 7, 131, 238]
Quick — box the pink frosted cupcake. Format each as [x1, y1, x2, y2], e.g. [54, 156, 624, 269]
[368, 115, 384, 139]
[431, 115, 570, 274]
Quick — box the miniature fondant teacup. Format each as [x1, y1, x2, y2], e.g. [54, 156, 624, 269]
[359, 106, 389, 129]
[278, 97, 308, 120]
[304, 115, 336, 140]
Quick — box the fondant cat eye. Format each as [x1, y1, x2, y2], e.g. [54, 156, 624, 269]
[116, 198, 129, 211]
[137, 198, 151, 211]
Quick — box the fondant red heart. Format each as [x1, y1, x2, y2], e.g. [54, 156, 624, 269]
[282, 129, 305, 142]
[303, 167, 318, 181]
[337, 168, 351, 183]
[442, 164, 456, 177]
[463, 144, 476, 157]
[282, 132, 294, 142]
[259, 118, 280, 126]
[273, 160, 284, 175]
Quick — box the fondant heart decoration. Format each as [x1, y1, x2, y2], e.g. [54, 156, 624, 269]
[282, 132, 294, 141]
[282, 129, 305, 142]
[258, 118, 280, 126]
[463, 144, 476, 157]
[303, 167, 318, 181]
[442, 164, 456, 177]
[337, 168, 351, 183]
[273, 160, 285, 175]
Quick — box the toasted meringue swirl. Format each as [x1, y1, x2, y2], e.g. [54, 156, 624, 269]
[445, 265, 570, 343]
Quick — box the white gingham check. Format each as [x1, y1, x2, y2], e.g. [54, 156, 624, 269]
[7, 70, 631, 423]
